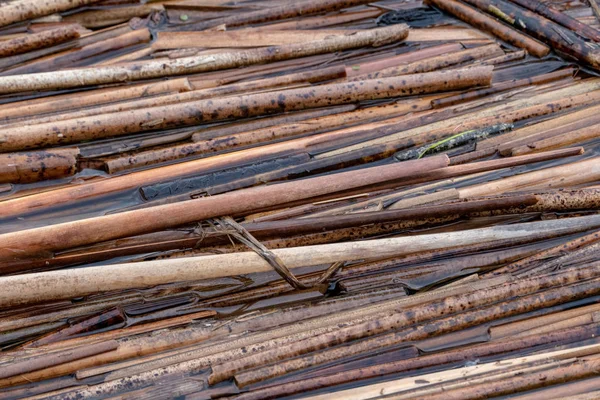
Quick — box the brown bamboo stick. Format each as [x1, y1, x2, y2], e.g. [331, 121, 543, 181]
[510, 0, 600, 42]
[0, 24, 409, 94]
[0, 156, 449, 261]
[490, 228, 600, 276]
[0, 66, 491, 152]
[176, 0, 379, 31]
[3, 66, 347, 127]
[1, 215, 599, 308]
[425, 0, 550, 58]
[0, 77, 193, 122]
[509, 124, 600, 156]
[431, 69, 574, 109]
[349, 44, 504, 80]
[5, 27, 153, 75]
[0, 26, 80, 57]
[0, 0, 102, 28]
[345, 43, 464, 77]
[256, 8, 383, 31]
[0, 148, 79, 184]
[108, 99, 431, 172]
[152, 29, 392, 49]
[235, 324, 600, 399]
[0, 341, 118, 380]
[215, 269, 600, 385]
[462, 0, 600, 68]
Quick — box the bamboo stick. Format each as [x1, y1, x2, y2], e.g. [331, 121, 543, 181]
[0, 0, 102, 28]
[235, 324, 600, 400]
[3, 66, 347, 128]
[0, 148, 79, 184]
[0, 77, 193, 122]
[175, 0, 379, 31]
[510, 0, 600, 42]
[349, 44, 504, 80]
[509, 124, 600, 156]
[217, 270, 600, 385]
[0, 26, 80, 57]
[0, 156, 449, 260]
[1, 215, 600, 307]
[0, 66, 491, 152]
[431, 69, 574, 109]
[425, 0, 550, 58]
[462, 0, 600, 68]
[108, 100, 430, 172]
[0, 341, 118, 380]
[0, 24, 409, 94]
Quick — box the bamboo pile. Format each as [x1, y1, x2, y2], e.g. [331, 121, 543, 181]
[2, 0, 600, 399]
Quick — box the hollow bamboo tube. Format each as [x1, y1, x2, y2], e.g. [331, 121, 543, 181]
[216, 270, 600, 385]
[6, 66, 347, 128]
[509, 124, 600, 156]
[0, 24, 409, 94]
[235, 324, 600, 399]
[425, 0, 550, 58]
[431, 69, 574, 109]
[510, 0, 600, 42]
[0, 78, 193, 122]
[0, 341, 118, 380]
[0, 26, 80, 57]
[462, 0, 600, 68]
[349, 44, 504, 80]
[0, 156, 449, 261]
[176, 0, 379, 31]
[0, 0, 101, 28]
[1, 215, 599, 308]
[0, 66, 490, 152]
[0, 148, 79, 184]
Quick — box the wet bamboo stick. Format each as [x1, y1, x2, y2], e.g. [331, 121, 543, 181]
[0, 0, 102, 28]
[0, 26, 80, 57]
[217, 270, 600, 385]
[0, 24, 409, 94]
[425, 0, 550, 58]
[1, 215, 599, 308]
[462, 0, 600, 68]
[235, 324, 600, 400]
[0, 156, 449, 261]
[0, 148, 79, 184]
[510, 0, 600, 42]
[349, 44, 504, 80]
